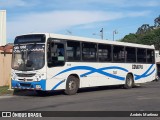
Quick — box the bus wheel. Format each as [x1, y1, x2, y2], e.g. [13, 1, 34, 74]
[65, 76, 79, 95]
[124, 74, 133, 89]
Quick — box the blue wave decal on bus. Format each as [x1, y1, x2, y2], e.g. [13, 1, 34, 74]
[52, 66, 128, 81]
[134, 64, 155, 80]
[51, 64, 155, 81]
[80, 66, 128, 80]
[52, 79, 65, 90]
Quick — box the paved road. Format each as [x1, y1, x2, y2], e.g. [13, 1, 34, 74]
[0, 81, 160, 119]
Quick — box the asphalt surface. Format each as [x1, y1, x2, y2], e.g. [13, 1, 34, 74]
[0, 81, 160, 120]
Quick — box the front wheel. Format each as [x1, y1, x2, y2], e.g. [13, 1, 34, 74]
[65, 76, 79, 95]
[124, 74, 134, 89]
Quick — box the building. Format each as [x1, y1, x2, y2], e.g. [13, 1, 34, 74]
[155, 50, 160, 78]
[0, 44, 13, 86]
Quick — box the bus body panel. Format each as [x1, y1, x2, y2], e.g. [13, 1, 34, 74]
[45, 62, 156, 90]
[11, 33, 156, 92]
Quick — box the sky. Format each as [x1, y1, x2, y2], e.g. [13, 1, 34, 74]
[0, 0, 160, 43]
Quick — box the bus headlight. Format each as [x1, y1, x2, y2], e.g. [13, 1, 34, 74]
[35, 74, 44, 81]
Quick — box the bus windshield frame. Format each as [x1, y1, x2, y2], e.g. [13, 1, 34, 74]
[14, 34, 46, 44]
[12, 43, 45, 71]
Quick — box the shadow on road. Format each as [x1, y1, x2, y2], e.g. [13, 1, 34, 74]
[12, 83, 143, 97]
[13, 89, 65, 97]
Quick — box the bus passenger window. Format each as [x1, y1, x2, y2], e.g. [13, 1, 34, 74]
[98, 44, 111, 62]
[82, 42, 97, 61]
[137, 48, 146, 63]
[147, 49, 155, 63]
[67, 41, 80, 61]
[113, 46, 125, 62]
[47, 42, 65, 67]
[126, 47, 136, 63]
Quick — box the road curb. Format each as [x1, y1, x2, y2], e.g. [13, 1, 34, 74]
[0, 95, 14, 99]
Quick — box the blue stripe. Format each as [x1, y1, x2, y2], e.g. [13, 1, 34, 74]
[51, 79, 65, 90]
[80, 66, 128, 80]
[53, 66, 96, 78]
[53, 66, 128, 81]
[51, 64, 155, 81]
[134, 64, 155, 80]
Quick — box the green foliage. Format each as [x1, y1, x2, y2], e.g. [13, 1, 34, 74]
[122, 33, 138, 43]
[0, 86, 13, 96]
[121, 28, 160, 50]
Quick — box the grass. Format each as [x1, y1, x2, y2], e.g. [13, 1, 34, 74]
[0, 86, 13, 96]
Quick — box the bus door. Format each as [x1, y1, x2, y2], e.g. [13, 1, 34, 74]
[46, 39, 66, 90]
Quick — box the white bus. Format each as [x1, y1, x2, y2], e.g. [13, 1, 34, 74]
[11, 33, 156, 95]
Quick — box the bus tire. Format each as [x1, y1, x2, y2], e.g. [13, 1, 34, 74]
[65, 76, 79, 95]
[124, 74, 133, 89]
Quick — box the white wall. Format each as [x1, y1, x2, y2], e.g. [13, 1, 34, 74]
[0, 10, 6, 46]
[155, 50, 160, 63]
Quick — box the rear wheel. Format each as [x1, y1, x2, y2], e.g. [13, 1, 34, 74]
[124, 74, 134, 89]
[65, 76, 79, 95]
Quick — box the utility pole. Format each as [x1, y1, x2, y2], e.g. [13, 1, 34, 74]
[93, 28, 104, 40]
[66, 30, 72, 35]
[113, 30, 118, 41]
[0, 10, 6, 46]
[100, 28, 103, 40]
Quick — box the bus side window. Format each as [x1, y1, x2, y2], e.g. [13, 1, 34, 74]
[147, 49, 155, 63]
[82, 42, 97, 61]
[67, 41, 80, 61]
[137, 48, 146, 63]
[113, 45, 125, 62]
[48, 42, 65, 67]
[126, 47, 136, 63]
[98, 44, 111, 62]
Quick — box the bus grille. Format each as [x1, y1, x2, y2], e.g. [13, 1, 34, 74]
[18, 79, 33, 82]
[16, 73, 36, 77]
[20, 83, 31, 87]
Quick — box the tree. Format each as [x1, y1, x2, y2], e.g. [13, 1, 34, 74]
[122, 33, 138, 43]
[121, 28, 160, 50]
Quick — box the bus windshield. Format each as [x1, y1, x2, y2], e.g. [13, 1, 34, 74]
[12, 44, 45, 71]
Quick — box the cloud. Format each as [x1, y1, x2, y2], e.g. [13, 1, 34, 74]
[43, 0, 160, 9]
[119, 0, 160, 7]
[84, 0, 160, 7]
[125, 11, 151, 17]
[0, 0, 37, 8]
[7, 10, 151, 39]
[0, 0, 25, 7]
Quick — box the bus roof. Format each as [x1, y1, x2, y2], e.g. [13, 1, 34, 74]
[19, 33, 155, 49]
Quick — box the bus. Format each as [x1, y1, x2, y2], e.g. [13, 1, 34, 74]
[11, 33, 156, 95]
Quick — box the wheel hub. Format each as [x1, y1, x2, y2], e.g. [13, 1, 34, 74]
[69, 81, 76, 90]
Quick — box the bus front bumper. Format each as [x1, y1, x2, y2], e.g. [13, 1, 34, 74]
[11, 79, 46, 91]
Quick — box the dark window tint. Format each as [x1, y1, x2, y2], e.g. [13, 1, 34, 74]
[67, 41, 80, 61]
[137, 48, 146, 63]
[113, 46, 125, 62]
[15, 34, 45, 44]
[82, 42, 97, 61]
[47, 42, 65, 67]
[98, 44, 111, 62]
[126, 47, 136, 62]
[147, 49, 155, 63]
